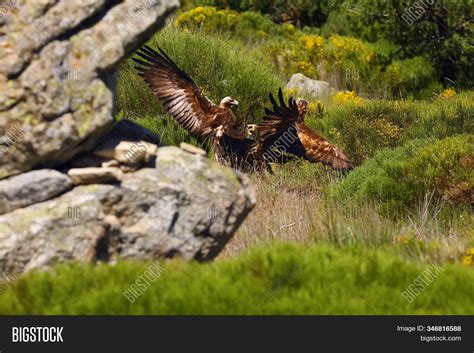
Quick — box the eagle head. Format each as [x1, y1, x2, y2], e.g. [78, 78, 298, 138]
[220, 96, 239, 109]
[295, 98, 308, 121]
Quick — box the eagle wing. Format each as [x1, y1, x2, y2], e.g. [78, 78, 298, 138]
[295, 123, 353, 171]
[249, 88, 305, 161]
[133, 45, 229, 137]
[253, 88, 353, 171]
[255, 88, 301, 151]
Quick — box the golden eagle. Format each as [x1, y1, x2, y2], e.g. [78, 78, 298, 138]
[133, 46, 352, 172]
[255, 90, 353, 171]
[133, 45, 266, 171]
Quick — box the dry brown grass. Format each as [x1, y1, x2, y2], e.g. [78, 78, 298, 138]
[220, 162, 472, 264]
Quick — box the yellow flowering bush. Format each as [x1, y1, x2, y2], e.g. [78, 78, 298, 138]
[328, 35, 374, 65]
[298, 35, 324, 77]
[300, 35, 324, 52]
[296, 61, 317, 77]
[266, 44, 318, 78]
[307, 101, 324, 118]
[436, 88, 457, 100]
[461, 248, 473, 267]
[175, 7, 239, 32]
[332, 91, 365, 106]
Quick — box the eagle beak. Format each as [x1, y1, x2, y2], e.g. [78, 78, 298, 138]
[233, 100, 239, 106]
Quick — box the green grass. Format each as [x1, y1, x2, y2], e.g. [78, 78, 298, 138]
[1, 243, 473, 315]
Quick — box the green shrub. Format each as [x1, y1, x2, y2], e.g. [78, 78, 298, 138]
[329, 135, 473, 214]
[384, 56, 438, 99]
[1, 243, 473, 315]
[308, 101, 416, 165]
[404, 92, 474, 141]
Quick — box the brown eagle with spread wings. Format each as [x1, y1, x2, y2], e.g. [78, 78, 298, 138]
[133, 46, 352, 172]
[133, 45, 265, 171]
[255, 89, 353, 171]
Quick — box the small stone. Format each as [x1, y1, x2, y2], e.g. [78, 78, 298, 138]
[179, 142, 207, 156]
[101, 159, 120, 168]
[94, 140, 158, 166]
[68, 167, 122, 185]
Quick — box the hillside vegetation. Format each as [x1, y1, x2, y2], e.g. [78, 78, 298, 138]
[3, 1, 473, 314]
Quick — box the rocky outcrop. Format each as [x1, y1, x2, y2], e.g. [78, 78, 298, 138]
[0, 0, 179, 179]
[0, 0, 257, 275]
[286, 73, 331, 99]
[0, 146, 256, 275]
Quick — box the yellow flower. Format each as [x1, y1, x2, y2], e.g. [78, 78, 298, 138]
[307, 101, 324, 118]
[332, 91, 365, 106]
[461, 248, 474, 267]
[282, 23, 295, 36]
[436, 88, 456, 100]
[396, 235, 410, 245]
[330, 127, 341, 139]
[297, 61, 313, 72]
[175, 6, 238, 31]
[328, 35, 374, 68]
[300, 35, 325, 52]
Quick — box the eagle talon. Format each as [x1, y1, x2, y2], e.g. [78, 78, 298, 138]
[245, 124, 258, 140]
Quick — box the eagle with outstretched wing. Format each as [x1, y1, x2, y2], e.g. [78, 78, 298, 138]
[133, 46, 352, 172]
[133, 45, 266, 171]
[255, 88, 353, 171]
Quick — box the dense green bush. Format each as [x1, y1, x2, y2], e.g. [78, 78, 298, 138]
[403, 92, 474, 142]
[328, 135, 473, 214]
[1, 243, 473, 315]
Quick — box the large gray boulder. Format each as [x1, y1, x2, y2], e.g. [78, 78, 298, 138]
[0, 147, 256, 275]
[286, 73, 331, 99]
[0, 0, 179, 179]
